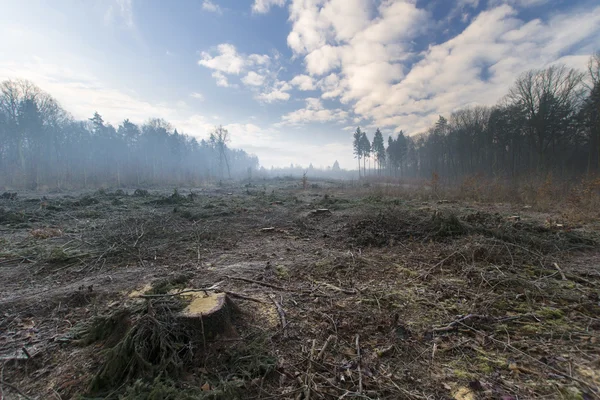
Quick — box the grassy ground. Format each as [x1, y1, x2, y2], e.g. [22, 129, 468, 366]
[0, 179, 599, 399]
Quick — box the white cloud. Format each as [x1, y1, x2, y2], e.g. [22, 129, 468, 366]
[199, 44, 247, 74]
[279, 97, 348, 125]
[286, 0, 600, 134]
[198, 44, 273, 89]
[202, 0, 222, 13]
[242, 71, 266, 86]
[458, 0, 480, 7]
[248, 54, 271, 65]
[317, 73, 344, 99]
[105, 0, 134, 29]
[199, 43, 294, 101]
[190, 92, 204, 100]
[490, 0, 549, 7]
[256, 80, 292, 102]
[252, 0, 286, 14]
[211, 71, 232, 87]
[290, 74, 315, 90]
[287, 0, 428, 126]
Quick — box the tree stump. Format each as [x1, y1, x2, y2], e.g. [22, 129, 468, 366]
[177, 292, 239, 340]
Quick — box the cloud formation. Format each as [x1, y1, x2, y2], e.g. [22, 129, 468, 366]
[256, 81, 291, 103]
[242, 71, 266, 86]
[284, 0, 600, 134]
[199, 44, 253, 75]
[202, 0, 222, 13]
[198, 44, 294, 103]
[290, 74, 316, 90]
[280, 97, 348, 125]
[252, 0, 287, 14]
[198, 44, 280, 95]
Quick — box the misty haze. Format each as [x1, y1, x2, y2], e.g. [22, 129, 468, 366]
[1, 0, 599, 399]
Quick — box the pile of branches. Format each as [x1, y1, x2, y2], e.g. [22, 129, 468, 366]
[348, 208, 469, 247]
[90, 212, 184, 266]
[71, 297, 194, 397]
[346, 208, 597, 253]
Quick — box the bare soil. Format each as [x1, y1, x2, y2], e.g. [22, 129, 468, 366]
[0, 180, 599, 399]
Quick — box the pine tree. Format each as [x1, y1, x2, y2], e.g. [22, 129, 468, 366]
[372, 128, 385, 175]
[353, 127, 363, 178]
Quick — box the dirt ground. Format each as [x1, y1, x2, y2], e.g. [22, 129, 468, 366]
[0, 179, 599, 400]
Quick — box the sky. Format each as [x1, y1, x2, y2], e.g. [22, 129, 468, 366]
[0, 0, 599, 169]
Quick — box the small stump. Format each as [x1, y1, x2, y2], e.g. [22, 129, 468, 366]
[178, 292, 238, 340]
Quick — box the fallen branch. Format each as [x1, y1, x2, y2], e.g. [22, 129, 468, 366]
[385, 376, 428, 399]
[432, 314, 488, 333]
[311, 279, 357, 295]
[310, 209, 332, 215]
[226, 275, 286, 291]
[433, 313, 538, 333]
[552, 262, 567, 281]
[305, 339, 316, 400]
[0, 257, 34, 266]
[415, 250, 462, 281]
[0, 380, 35, 400]
[459, 322, 600, 397]
[376, 344, 395, 358]
[355, 334, 363, 394]
[317, 335, 336, 362]
[269, 295, 288, 337]
[562, 271, 596, 287]
[223, 290, 264, 303]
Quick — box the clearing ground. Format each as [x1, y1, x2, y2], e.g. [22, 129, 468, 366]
[0, 179, 599, 399]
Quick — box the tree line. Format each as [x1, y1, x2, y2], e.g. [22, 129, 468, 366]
[0, 79, 259, 189]
[353, 53, 600, 180]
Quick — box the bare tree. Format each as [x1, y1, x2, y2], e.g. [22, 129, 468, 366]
[507, 65, 584, 171]
[210, 125, 231, 179]
[584, 52, 600, 172]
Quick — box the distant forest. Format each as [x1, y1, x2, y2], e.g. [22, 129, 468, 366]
[2, 54, 599, 190]
[353, 53, 600, 180]
[0, 79, 259, 189]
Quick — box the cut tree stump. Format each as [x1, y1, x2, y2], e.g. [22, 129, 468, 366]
[177, 291, 239, 340]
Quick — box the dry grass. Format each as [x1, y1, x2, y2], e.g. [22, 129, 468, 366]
[345, 174, 600, 223]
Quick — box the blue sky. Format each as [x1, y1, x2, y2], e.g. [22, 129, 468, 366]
[0, 0, 599, 168]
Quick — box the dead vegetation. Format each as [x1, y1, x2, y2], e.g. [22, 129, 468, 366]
[0, 180, 599, 399]
[345, 206, 597, 253]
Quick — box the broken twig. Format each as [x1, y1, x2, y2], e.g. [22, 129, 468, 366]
[223, 290, 264, 303]
[355, 334, 363, 394]
[269, 295, 288, 337]
[226, 275, 286, 291]
[0, 380, 35, 400]
[317, 335, 336, 362]
[552, 262, 567, 281]
[311, 279, 357, 295]
[305, 339, 316, 400]
[432, 314, 488, 333]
